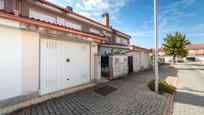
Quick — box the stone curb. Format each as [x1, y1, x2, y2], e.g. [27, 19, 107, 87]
[162, 93, 175, 115]
[162, 75, 177, 115]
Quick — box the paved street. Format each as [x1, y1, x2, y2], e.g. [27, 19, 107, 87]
[173, 62, 204, 115]
[6, 65, 177, 115]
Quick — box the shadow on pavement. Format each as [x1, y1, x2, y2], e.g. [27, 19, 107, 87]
[177, 87, 204, 93]
[185, 64, 204, 66]
[128, 64, 178, 82]
[177, 68, 204, 70]
[158, 65, 178, 79]
[175, 91, 204, 107]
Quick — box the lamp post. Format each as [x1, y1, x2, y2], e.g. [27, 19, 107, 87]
[154, 0, 159, 93]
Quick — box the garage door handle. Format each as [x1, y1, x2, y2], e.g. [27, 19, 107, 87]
[67, 78, 70, 80]
[67, 59, 70, 62]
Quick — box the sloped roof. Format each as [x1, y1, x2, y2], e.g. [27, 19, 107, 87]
[158, 44, 204, 52]
[38, 0, 131, 38]
[133, 45, 150, 52]
[158, 48, 164, 52]
[186, 44, 204, 50]
[0, 10, 106, 42]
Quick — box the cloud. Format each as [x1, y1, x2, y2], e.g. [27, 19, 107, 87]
[136, 0, 196, 36]
[77, 11, 91, 17]
[125, 0, 199, 48]
[64, 0, 71, 3]
[163, 0, 195, 9]
[75, 0, 126, 13]
[60, 0, 128, 20]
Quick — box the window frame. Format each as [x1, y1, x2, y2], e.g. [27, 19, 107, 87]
[0, 0, 4, 9]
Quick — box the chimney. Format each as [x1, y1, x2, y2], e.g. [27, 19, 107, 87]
[66, 6, 73, 12]
[102, 13, 109, 27]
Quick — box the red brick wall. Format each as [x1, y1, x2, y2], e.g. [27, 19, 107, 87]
[20, 0, 29, 16]
[4, 0, 13, 12]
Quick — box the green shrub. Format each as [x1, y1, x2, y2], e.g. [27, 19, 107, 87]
[148, 79, 176, 94]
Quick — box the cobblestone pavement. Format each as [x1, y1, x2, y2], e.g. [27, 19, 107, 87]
[173, 63, 204, 115]
[7, 66, 176, 115]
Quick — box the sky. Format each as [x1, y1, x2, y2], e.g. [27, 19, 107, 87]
[48, 0, 204, 48]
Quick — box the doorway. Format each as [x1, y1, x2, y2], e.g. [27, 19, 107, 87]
[128, 56, 133, 73]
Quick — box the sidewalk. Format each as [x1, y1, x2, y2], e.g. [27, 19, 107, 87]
[173, 63, 204, 115]
[2, 65, 178, 115]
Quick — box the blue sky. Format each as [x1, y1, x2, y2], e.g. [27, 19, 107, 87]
[48, 0, 204, 48]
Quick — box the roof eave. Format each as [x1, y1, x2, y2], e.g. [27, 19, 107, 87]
[38, 0, 131, 38]
[0, 11, 106, 42]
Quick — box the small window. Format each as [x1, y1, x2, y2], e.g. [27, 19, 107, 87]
[0, 0, 4, 9]
[56, 17, 65, 26]
[122, 38, 128, 44]
[90, 28, 100, 34]
[29, 9, 56, 23]
[116, 37, 122, 44]
[106, 35, 112, 43]
[66, 20, 82, 30]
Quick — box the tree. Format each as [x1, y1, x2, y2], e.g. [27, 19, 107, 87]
[162, 32, 191, 64]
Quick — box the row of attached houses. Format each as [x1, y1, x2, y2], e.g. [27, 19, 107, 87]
[0, 0, 151, 107]
[158, 44, 204, 63]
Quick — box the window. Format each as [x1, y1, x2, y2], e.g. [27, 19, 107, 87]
[0, 0, 4, 9]
[122, 38, 128, 44]
[29, 9, 56, 23]
[105, 33, 112, 43]
[116, 36, 128, 44]
[106, 35, 112, 43]
[65, 20, 81, 30]
[90, 28, 100, 34]
[56, 17, 65, 26]
[116, 37, 122, 44]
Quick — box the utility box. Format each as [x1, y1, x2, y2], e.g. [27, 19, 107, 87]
[109, 55, 128, 80]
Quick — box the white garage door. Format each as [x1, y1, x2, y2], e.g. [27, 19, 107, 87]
[40, 38, 90, 95]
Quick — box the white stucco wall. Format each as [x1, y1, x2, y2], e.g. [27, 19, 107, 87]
[133, 52, 141, 71]
[140, 52, 151, 69]
[126, 52, 141, 72]
[109, 55, 128, 79]
[0, 18, 39, 100]
[90, 42, 98, 80]
[196, 56, 204, 62]
[143, 53, 151, 69]
[162, 56, 173, 63]
[0, 25, 22, 101]
[21, 31, 39, 95]
[0, 18, 20, 28]
[140, 52, 145, 69]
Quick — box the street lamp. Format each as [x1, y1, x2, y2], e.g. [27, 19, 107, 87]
[154, 0, 159, 93]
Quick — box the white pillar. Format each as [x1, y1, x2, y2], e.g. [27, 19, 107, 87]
[154, 0, 159, 93]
